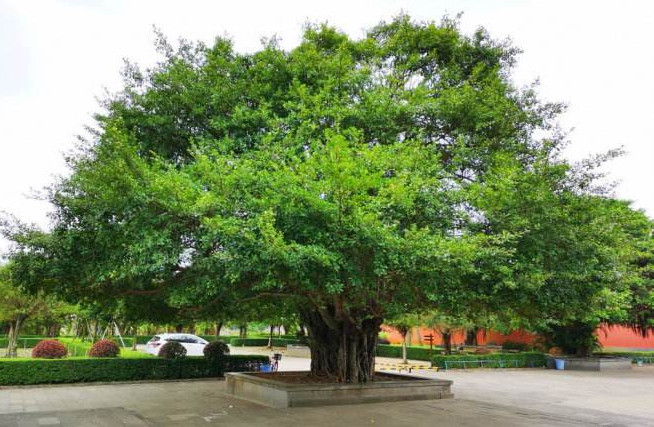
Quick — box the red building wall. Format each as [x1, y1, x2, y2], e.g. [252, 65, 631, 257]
[597, 325, 654, 350]
[381, 324, 654, 350]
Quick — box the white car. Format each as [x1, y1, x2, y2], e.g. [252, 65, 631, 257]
[145, 333, 209, 356]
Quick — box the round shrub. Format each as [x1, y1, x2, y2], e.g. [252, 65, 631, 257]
[203, 340, 229, 361]
[158, 341, 187, 359]
[31, 339, 67, 359]
[89, 339, 121, 357]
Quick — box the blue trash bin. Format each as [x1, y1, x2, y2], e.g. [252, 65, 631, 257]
[554, 359, 565, 370]
[260, 364, 272, 372]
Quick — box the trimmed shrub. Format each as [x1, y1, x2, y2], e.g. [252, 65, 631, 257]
[376, 344, 439, 361]
[158, 341, 187, 359]
[89, 339, 121, 358]
[31, 340, 67, 359]
[0, 354, 269, 385]
[204, 340, 230, 361]
[432, 352, 547, 369]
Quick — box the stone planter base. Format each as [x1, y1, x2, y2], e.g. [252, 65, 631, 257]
[546, 356, 632, 371]
[225, 371, 453, 408]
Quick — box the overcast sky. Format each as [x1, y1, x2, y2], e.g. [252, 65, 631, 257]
[1, 0, 653, 253]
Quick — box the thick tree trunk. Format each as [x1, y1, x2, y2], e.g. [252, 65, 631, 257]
[302, 310, 382, 383]
[442, 331, 453, 355]
[465, 327, 479, 346]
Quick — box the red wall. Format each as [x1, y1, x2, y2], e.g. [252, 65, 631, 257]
[381, 324, 654, 350]
[380, 325, 537, 346]
[597, 325, 654, 350]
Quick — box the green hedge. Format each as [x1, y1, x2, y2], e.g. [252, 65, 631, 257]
[431, 352, 547, 369]
[229, 337, 305, 347]
[594, 352, 654, 363]
[376, 344, 441, 361]
[0, 355, 269, 385]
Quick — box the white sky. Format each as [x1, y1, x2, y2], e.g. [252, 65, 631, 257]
[1, 0, 653, 254]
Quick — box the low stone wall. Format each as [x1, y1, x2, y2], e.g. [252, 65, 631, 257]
[546, 356, 632, 371]
[225, 371, 453, 408]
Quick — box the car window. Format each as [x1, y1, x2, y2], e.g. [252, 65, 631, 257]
[149, 336, 161, 342]
[164, 335, 205, 343]
[166, 336, 190, 343]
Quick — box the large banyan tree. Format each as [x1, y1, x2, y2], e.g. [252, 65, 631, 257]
[5, 15, 651, 381]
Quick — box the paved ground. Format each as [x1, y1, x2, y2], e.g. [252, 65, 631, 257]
[0, 349, 653, 426]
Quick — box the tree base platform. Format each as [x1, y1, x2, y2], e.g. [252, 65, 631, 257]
[225, 371, 453, 408]
[546, 356, 633, 371]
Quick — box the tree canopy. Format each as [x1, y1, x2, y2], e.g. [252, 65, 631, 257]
[3, 15, 652, 379]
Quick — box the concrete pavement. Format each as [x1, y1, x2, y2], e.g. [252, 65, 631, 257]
[0, 348, 653, 426]
[4, 378, 651, 426]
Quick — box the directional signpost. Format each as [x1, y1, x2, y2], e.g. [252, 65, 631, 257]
[424, 333, 435, 359]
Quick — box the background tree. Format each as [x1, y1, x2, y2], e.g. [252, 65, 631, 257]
[0, 264, 55, 357]
[424, 311, 474, 355]
[387, 313, 422, 363]
[622, 212, 654, 337]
